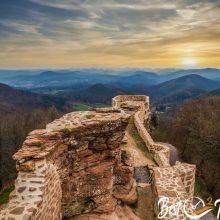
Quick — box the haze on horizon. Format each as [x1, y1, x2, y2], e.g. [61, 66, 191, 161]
[0, 0, 220, 69]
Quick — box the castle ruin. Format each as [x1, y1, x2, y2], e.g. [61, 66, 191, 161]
[0, 95, 196, 220]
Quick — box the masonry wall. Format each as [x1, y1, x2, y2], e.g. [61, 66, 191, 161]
[0, 96, 196, 220]
[113, 95, 196, 220]
[0, 108, 134, 219]
[175, 162, 196, 200]
[113, 95, 170, 167]
[0, 159, 62, 220]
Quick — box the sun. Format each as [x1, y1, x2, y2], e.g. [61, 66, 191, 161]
[181, 57, 198, 67]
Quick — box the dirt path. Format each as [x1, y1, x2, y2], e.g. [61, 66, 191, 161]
[121, 130, 157, 220]
[122, 131, 155, 167]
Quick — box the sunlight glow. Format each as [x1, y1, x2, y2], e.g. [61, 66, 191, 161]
[181, 57, 198, 67]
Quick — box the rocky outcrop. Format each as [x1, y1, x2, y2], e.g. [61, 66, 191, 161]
[113, 165, 137, 204]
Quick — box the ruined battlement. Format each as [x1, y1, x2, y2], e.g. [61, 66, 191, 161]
[113, 95, 170, 166]
[0, 96, 196, 220]
[113, 95, 196, 220]
[0, 109, 134, 219]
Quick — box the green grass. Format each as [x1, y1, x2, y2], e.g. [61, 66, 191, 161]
[0, 185, 15, 205]
[73, 103, 91, 111]
[93, 103, 109, 108]
[127, 117, 156, 165]
[73, 103, 109, 111]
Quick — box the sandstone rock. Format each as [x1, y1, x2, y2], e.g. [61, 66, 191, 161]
[10, 207, 24, 215]
[93, 194, 117, 213]
[17, 161, 35, 172]
[17, 186, 26, 193]
[71, 205, 141, 220]
[29, 187, 36, 192]
[113, 165, 137, 204]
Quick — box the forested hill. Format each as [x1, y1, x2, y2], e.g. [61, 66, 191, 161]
[151, 96, 220, 199]
[0, 83, 69, 194]
[149, 74, 220, 107]
[0, 83, 67, 113]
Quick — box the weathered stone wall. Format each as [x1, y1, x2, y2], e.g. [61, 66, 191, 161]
[0, 159, 62, 220]
[113, 95, 196, 220]
[112, 95, 170, 167]
[175, 162, 196, 200]
[0, 96, 196, 220]
[152, 165, 187, 220]
[112, 95, 149, 122]
[0, 108, 135, 219]
[152, 163, 196, 219]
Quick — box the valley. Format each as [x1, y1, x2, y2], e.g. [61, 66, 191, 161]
[1, 68, 219, 111]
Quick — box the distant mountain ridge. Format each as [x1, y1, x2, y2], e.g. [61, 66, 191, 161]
[57, 74, 220, 107]
[61, 83, 125, 104]
[149, 74, 220, 107]
[161, 68, 220, 81]
[0, 68, 219, 89]
[1, 69, 220, 110]
[116, 71, 159, 86]
[0, 70, 159, 88]
[152, 74, 220, 93]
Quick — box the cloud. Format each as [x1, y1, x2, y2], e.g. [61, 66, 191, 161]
[0, 0, 219, 68]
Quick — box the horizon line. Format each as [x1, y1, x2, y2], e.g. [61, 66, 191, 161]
[0, 67, 219, 71]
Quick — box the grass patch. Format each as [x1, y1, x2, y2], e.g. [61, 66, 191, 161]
[127, 117, 156, 165]
[93, 103, 110, 108]
[0, 185, 15, 205]
[73, 103, 91, 111]
[120, 142, 127, 146]
[73, 103, 109, 111]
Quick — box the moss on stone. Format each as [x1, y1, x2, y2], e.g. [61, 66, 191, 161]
[121, 150, 128, 163]
[127, 117, 156, 164]
[86, 114, 95, 119]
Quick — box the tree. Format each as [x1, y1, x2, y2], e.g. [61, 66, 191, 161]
[151, 96, 220, 199]
[0, 107, 61, 188]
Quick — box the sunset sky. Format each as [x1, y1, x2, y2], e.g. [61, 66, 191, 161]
[0, 0, 220, 68]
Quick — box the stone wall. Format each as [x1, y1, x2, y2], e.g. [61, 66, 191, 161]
[112, 95, 170, 167]
[112, 95, 196, 220]
[0, 159, 62, 220]
[0, 96, 196, 220]
[112, 95, 149, 122]
[0, 108, 135, 219]
[175, 162, 196, 200]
